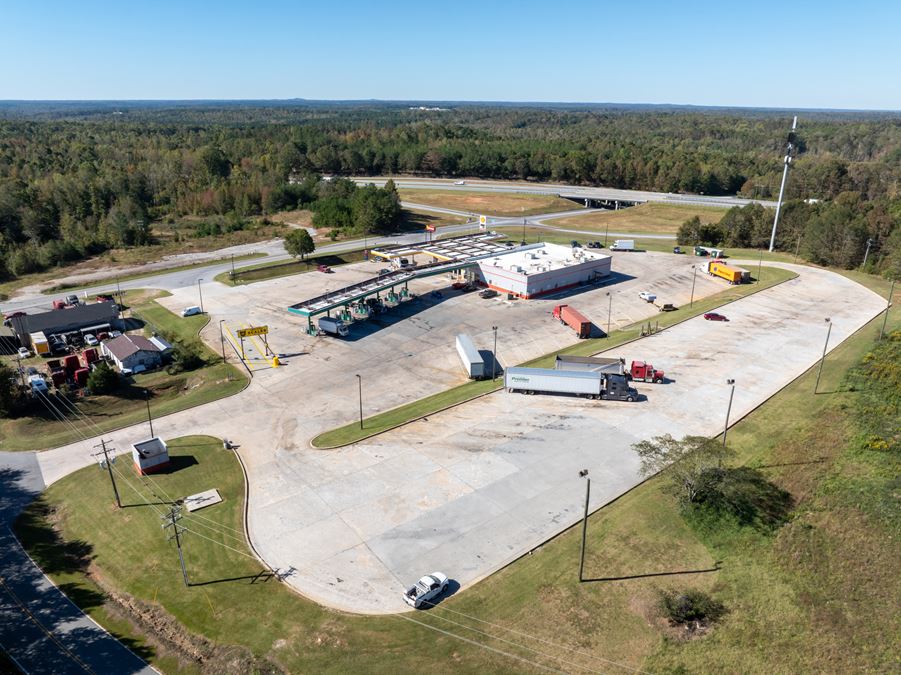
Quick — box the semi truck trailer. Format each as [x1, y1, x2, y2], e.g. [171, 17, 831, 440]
[455, 334, 486, 379]
[318, 316, 349, 337]
[552, 304, 592, 339]
[505, 367, 637, 401]
[706, 260, 750, 284]
[609, 239, 635, 251]
[555, 355, 625, 375]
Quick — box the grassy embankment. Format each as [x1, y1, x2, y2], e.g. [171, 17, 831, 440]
[0, 290, 246, 452]
[16, 274, 898, 673]
[398, 189, 579, 217]
[549, 201, 728, 234]
[312, 265, 798, 448]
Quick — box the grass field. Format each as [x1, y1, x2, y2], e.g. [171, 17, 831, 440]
[550, 201, 729, 234]
[0, 290, 246, 452]
[398, 189, 579, 217]
[19, 268, 898, 673]
[312, 266, 797, 448]
[402, 206, 469, 229]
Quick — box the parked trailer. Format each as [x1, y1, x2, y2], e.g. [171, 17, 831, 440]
[555, 355, 625, 376]
[455, 334, 486, 379]
[609, 239, 635, 251]
[30, 332, 50, 356]
[552, 304, 592, 339]
[318, 316, 349, 337]
[706, 260, 750, 285]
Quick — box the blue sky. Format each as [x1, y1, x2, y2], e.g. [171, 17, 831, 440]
[1, 0, 898, 109]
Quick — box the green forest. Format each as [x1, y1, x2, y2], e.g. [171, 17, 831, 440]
[0, 103, 898, 281]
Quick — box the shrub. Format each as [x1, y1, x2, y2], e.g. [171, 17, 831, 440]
[86, 362, 119, 395]
[658, 589, 726, 629]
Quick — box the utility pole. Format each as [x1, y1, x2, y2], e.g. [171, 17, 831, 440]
[492, 326, 499, 380]
[879, 279, 895, 340]
[355, 374, 363, 430]
[116, 277, 123, 307]
[756, 249, 764, 284]
[769, 116, 798, 252]
[814, 318, 832, 394]
[92, 439, 121, 508]
[722, 379, 736, 447]
[578, 470, 590, 582]
[197, 278, 204, 314]
[795, 234, 802, 261]
[690, 265, 698, 307]
[230, 254, 236, 282]
[161, 504, 189, 587]
[604, 223, 609, 247]
[521, 218, 526, 246]
[145, 389, 154, 437]
[606, 292, 612, 337]
[861, 238, 873, 269]
[219, 319, 231, 381]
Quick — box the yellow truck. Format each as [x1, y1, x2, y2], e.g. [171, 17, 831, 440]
[29, 331, 50, 355]
[706, 260, 750, 285]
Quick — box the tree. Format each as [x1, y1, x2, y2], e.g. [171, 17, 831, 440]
[86, 361, 119, 394]
[284, 229, 315, 260]
[631, 434, 734, 505]
[0, 361, 22, 417]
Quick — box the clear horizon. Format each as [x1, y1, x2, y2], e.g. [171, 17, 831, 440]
[2, 0, 898, 110]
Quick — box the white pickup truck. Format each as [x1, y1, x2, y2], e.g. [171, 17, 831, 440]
[403, 572, 449, 608]
[638, 291, 657, 303]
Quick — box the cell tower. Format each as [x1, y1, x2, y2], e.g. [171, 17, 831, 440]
[768, 116, 799, 252]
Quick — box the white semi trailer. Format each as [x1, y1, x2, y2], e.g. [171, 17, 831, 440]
[455, 334, 485, 379]
[504, 367, 637, 401]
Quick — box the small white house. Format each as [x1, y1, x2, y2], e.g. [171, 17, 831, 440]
[102, 334, 162, 373]
[132, 437, 170, 475]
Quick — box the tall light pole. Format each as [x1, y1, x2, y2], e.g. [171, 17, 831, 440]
[219, 319, 231, 381]
[814, 318, 832, 394]
[145, 388, 155, 438]
[861, 238, 873, 269]
[355, 374, 363, 430]
[606, 292, 612, 337]
[578, 469, 590, 582]
[722, 379, 736, 447]
[756, 249, 764, 284]
[769, 116, 798, 252]
[689, 265, 698, 307]
[492, 326, 498, 380]
[197, 278, 205, 314]
[879, 279, 895, 340]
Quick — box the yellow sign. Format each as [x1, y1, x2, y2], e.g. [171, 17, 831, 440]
[479, 215, 487, 225]
[237, 326, 269, 338]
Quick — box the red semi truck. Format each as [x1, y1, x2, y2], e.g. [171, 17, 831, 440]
[629, 360, 665, 383]
[553, 304, 592, 339]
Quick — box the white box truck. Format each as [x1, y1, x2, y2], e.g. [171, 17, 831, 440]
[609, 239, 635, 251]
[455, 334, 485, 379]
[318, 316, 349, 337]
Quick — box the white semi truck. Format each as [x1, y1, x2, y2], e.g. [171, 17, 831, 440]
[504, 367, 637, 401]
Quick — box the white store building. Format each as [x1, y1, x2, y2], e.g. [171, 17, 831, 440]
[475, 243, 611, 299]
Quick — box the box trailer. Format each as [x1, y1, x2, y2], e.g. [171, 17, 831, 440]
[506, 367, 637, 401]
[552, 305, 592, 339]
[609, 239, 635, 251]
[706, 261, 750, 285]
[30, 332, 50, 356]
[318, 316, 349, 337]
[555, 355, 625, 376]
[455, 334, 486, 379]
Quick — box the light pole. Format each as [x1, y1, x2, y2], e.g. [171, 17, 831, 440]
[606, 292, 612, 337]
[145, 388, 154, 438]
[197, 278, 204, 314]
[756, 249, 763, 284]
[219, 319, 231, 381]
[604, 223, 609, 247]
[355, 374, 363, 430]
[879, 279, 895, 340]
[814, 318, 832, 394]
[492, 326, 499, 380]
[690, 265, 698, 307]
[722, 379, 735, 447]
[861, 238, 873, 269]
[578, 469, 590, 582]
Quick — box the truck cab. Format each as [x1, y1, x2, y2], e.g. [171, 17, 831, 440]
[601, 374, 638, 401]
[630, 361, 665, 383]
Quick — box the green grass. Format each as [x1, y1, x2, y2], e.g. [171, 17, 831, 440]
[552, 201, 729, 234]
[40, 253, 267, 295]
[313, 266, 797, 448]
[214, 249, 370, 286]
[0, 290, 247, 452]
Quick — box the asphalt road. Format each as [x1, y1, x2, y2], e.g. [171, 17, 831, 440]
[0, 452, 154, 674]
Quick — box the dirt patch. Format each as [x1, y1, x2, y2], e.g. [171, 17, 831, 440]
[398, 189, 576, 217]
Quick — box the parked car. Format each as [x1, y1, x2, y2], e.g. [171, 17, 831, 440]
[479, 289, 499, 299]
[317, 264, 332, 273]
[84, 334, 99, 347]
[65, 294, 80, 306]
[17, 347, 31, 358]
[403, 572, 449, 608]
[108, 330, 122, 338]
[96, 294, 115, 303]
[638, 291, 657, 303]
[704, 312, 729, 321]
[659, 303, 678, 312]
[181, 306, 202, 317]
[570, 240, 581, 248]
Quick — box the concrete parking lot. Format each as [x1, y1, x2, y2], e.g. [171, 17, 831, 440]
[36, 255, 887, 614]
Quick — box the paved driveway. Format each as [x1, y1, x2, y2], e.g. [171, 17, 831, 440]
[34, 262, 885, 614]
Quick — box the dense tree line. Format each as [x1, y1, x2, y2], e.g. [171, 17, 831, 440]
[0, 104, 898, 281]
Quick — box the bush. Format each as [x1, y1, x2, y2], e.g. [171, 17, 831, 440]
[658, 589, 726, 629]
[86, 362, 119, 395]
[167, 339, 205, 373]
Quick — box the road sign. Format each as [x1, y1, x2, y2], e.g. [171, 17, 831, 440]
[479, 215, 487, 225]
[425, 224, 436, 232]
[237, 326, 269, 338]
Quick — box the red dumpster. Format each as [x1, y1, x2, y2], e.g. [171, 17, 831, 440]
[74, 367, 89, 388]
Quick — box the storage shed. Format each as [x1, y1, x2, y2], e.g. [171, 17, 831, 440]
[132, 437, 170, 475]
